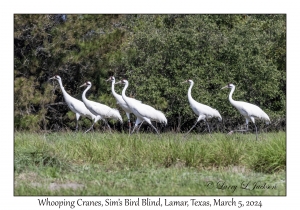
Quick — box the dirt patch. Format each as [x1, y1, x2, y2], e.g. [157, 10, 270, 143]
[228, 166, 249, 173]
[48, 182, 85, 191]
[16, 172, 39, 181]
[29, 182, 85, 191]
[21, 181, 85, 191]
[15, 172, 85, 191]
[15, 172, 40, 187]
[203, 165, 251, 174]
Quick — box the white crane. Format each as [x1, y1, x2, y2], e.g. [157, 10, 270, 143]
[106, 76, 142, 133]
[182, 79, 222, 136]
[221, 83, 270, 140]
[116, 79, 167, 135]
[49, 75, 101, 132]
[80, 81, 123, 132]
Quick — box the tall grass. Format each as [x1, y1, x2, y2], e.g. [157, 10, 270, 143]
[14, 131, 286, 195]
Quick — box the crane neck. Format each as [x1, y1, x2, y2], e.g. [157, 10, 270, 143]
[121, 82, 129, 104]
[57, 79, 70, 100]
[187, 81, 195, 104]
[228, 86, 237, 105]
[111, 80, 119, 98]
[82, 85, 91, 105]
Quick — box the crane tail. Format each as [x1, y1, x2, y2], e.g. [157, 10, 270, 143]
[261, 111, 270, 124]
[111, 108, 123, 123]
[214, 110, 222, 121]
[152, 109, 167, 125]
[265, 117, 271, 125]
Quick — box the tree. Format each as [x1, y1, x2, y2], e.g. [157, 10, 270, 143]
[14, 14, 286, 132]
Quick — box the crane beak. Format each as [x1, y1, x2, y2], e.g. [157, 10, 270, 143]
[106, 78, 111, 82]
[49, 76, 55, 80]
[80, 83, 87, 87]
[181, 80, 188, 83]
[115, 81, 121, 85]
[221, 85, 229, 90]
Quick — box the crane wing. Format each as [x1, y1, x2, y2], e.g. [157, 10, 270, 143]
[131, 104, 154, 119]
[68, 99, 88, 115]
[88, 100, 112, 116]
[127, 97, 142, 104]
[132, 103, 167, 123]
[237, 101, 270, 121]
[192, 101, 221, 119]
[68, 102, 77, 113]
[239, 107, 249, 117]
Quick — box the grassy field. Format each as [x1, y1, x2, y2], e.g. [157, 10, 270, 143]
[14, 131, 286, 196]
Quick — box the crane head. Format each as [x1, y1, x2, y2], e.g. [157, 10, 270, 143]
[106, 76, 115, 82]
[80, 81, 92, 87]
[49, 75, 61, 81]
[221, 83, 235, 90]
[181, 79, 193, 84]
[121, 79, 128, 84]
[115, 79, 128, 85]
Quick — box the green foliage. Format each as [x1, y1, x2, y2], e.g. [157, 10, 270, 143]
[249, 135, 286, 173]
[14, 14, 286, 131]
[14, 133, 68, 174]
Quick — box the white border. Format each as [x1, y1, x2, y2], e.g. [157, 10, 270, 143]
[3, 0, 298, 209]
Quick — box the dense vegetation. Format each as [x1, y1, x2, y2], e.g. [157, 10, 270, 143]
[14, 14, 286, 132]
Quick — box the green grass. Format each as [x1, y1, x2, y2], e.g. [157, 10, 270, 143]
[14, 131, 286, 195]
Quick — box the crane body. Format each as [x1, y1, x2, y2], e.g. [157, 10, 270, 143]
[183, 79, 222, 136]
[49, 75, 101, 132]
[107, 76, 142, 132]
[117, 79, 167, 135]
[80, 81, 123, 132]
[221, 83, 270, 140]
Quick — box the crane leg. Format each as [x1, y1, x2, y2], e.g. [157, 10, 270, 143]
[254, 123, 258, 140]
[184, 120, 199, 137]
[249, 117, 258, 140]
[130, 118, 143, 135]
[85, 122, 95, 133]
[148, 123, 160, 135]
[205, 120, 211, 133]
[184, 115, 206, 137]
[130, 124, 138, 135]
[75, 121, 79, 131]
[107, 124, 112, 133]
[126, 113, 131, 134]
[233, 118, 259, 140]
[244, 118, 249, 130]
[228, 118, 249, 134]
[75, 113, 81, 131]
[103, 119, 112, 133]
[137, 121, 144, 133]
[142, 118, 160, 135]
[128, 120, 131, 134]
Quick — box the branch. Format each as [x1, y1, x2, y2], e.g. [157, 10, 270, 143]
[47, 102, 67, 106]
